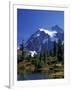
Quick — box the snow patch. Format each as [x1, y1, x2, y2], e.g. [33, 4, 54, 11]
[29, 51, 37, 57]
[37, 34, 40, 37]
[39, 28, 57, 37]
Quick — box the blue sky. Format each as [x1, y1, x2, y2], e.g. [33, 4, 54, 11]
[17, 9, 64, 47]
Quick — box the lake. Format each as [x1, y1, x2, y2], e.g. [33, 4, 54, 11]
[17, 72, 48, 80]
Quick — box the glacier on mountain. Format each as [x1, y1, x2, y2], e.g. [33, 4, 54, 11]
[25, 25, 64, 53]
[39, 28, 57, 37]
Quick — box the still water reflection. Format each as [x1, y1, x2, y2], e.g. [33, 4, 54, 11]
[17, 72, 48, 80]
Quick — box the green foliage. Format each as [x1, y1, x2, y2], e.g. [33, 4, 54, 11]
[49, 50, 53, 56]
[39, 53, 42, 62]
[43, 51, 48, 64]
[26, 54, 31, 61]
[57, 39, 64, 62]
[20, 40, 25, 61]
[53, 41, 57, 56]
[18, 39, 64, 73]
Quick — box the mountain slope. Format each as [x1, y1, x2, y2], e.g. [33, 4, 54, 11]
[25, 25, 64, 53]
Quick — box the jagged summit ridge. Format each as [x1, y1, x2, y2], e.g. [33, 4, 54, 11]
[25, 25, 64, 53]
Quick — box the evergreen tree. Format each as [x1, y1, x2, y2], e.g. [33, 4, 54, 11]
[43, 51, 46, 63]
[57, 39, 63, 62]
[20, 40, 25, 61]
[39, 53, 42, 62]
[53, 41, 57, 56]
[27, 54, 31, 61]
[61, 42, 64, 64]
[43, 50, 48, 64]
[50, 49, 53, 56]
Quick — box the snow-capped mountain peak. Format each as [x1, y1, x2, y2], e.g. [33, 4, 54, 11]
[39, 28, 57, 37]
[25, 25, 64, 53]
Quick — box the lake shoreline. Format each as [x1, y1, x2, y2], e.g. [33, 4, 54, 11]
[17, 60, 64, 80]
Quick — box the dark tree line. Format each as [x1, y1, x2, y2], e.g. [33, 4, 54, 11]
[17, 40, 25, 63]
[18, 39, 64, 64]
[57, 39, 64, 62]
[53, 39, 64, 62]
